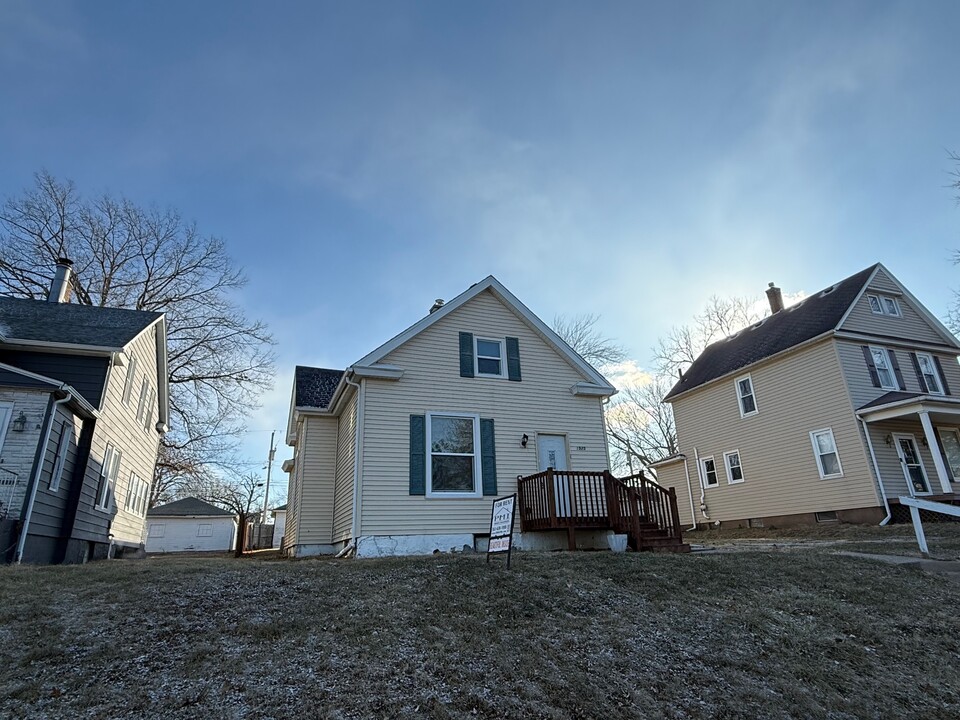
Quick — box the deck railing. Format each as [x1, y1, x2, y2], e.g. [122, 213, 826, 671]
[516, 469, 683, 549]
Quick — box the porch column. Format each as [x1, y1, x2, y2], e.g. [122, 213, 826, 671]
[918, 411, 952, 494]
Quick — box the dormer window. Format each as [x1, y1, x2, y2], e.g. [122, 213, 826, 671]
[475, 338, 505, 378]
[867, 294, 900, 317]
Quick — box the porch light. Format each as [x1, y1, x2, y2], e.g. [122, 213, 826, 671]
[884, 434, 892, 446]
[521, 434, 529, 448]
[11, 411, 26, 432]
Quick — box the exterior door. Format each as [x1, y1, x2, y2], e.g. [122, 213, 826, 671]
[894, 434, 931, 496]
[937, 428, 960, 486]
[537, 434, 570, 517]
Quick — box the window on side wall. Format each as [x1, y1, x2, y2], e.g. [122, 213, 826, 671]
[701, 457, 719, 487]
[810, 429, 843, 479]
[735, 375, 757, 417]
[867, 294, 901, 317]
[136, 378, 150, 422]
[474, 338, 505, 378]
[49, 421, 73, 492]
[915, 353, 944, 395]
[724, 451, 744, 484]
[426, 412, 481, 497]
[869, 346, 898, 390]
[197, 523, 213, 537]
[122, 356, 139, 406]
[96, 444, 122, 511]
[148, 523, 165, 538]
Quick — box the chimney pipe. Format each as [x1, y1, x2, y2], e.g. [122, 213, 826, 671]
[47, 258, 74, 304]
[765, 282, 783, 314]
[429, 298, 445, 314]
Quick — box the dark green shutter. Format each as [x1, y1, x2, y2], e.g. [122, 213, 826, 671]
[934, 356, 951, 395]
[459, 332, 474, 378]
[409, 415, 426, 495]
[861, 346, 880, 388]
[505, 337, 521, 382]
[480, 418, 497, 496]
[910, 353, 929, 393]
[888, 350, 906, 391]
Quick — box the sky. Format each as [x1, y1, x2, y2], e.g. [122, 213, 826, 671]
[2, 1, 959, 498]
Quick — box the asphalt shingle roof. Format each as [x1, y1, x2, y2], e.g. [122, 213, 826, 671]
[664, 264, 879, 401]
[294, 366, 344, 409]
[147, 497, 235, 517]
[857, 391, 925, 411]
[0, 296, 162, 348]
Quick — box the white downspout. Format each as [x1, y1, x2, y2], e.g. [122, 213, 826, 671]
[682, 455, 697, 531]
[16, 389, 73, 564]
[693, 446, 710, 520]
[860, 418, 891, 525]
[344, 373, 365, 555]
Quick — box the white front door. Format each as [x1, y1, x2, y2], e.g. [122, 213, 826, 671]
[538, 434, 570, 517]
[894, 433, 931, 496]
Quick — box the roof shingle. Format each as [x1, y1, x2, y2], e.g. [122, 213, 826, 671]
[147, 497, 235, 517]
[294, 366, 344, 409]
[0, 296, 162, 348]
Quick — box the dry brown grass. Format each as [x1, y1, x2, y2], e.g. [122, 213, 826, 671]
[2, 549, 959, 719]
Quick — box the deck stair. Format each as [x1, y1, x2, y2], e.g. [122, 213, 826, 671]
[516, 469, 690, 553]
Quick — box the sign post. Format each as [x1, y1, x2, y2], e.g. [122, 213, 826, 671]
[487, 494, 517, 568]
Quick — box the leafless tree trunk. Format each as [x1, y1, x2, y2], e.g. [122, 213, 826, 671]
[0, 172, 275, 504]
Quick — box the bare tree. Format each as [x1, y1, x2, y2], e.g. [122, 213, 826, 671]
[605, 374, 678, 475]
[552, 313, 627, 368]
[0, 172, 275, 504]
[191, 473, 265, 557]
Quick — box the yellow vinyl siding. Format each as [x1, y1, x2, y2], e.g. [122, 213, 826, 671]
[840, 268, 946, 345]
[671, 339, 879, 523]
[359, 289, 608, 537]
[93, 324, 163, 545]
[654, 461, 696, 528]
[296, 416, 338, 544]
[332, 391, 357, 542]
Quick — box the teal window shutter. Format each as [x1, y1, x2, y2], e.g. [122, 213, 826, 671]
[409, 415, 426, 495]
[506, 337, 521, 382]
[459, 332, 475, 378]
[480, 418, 497, 495]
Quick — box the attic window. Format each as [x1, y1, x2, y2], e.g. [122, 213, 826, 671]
[867, 294, 901, 317]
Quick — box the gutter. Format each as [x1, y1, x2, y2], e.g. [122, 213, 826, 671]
[16, 388, 73, 564]
[343, 372, 366, 544]
[682, 455, 697, 531]
[693, 446, 710, 520]
[860, 418, 891, 525]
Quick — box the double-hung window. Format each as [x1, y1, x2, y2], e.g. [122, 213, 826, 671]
[96, 444, 122, 511]
[810, 429, 843, 478]
[701, 457, 719, 487]
[136, 378, 150, 422]
[197, 523, 213, 537]
[724, 451, 744, 484]
[735, 375, 757, 417]
[426, 412, 481, 497]
[48, 421, 73, 492]
[122, 357, 139, 406]
[867, 294, 901, 317]
[869, 346, 898, 390]
[915, 353, 944, 395]
[475, 338, 505, 378]
[124, 472, 150, 516]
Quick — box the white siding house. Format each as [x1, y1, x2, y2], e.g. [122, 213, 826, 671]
[146, 497, 237, 553]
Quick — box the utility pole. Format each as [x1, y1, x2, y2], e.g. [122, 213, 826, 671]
[262, 430, 276, 524]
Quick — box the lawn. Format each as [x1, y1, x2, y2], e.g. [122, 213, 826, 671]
[2, 548, 959, 719]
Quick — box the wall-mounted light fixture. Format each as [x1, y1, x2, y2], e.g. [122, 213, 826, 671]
[11, 411, 27, 432]
[521, 433, 529, 448]
[884, 434, 893, 446]
[921, 437, 929, 447]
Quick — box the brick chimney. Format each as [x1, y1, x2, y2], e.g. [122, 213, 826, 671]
[47, 258, 73, 303]
[765, 282, 783, 314]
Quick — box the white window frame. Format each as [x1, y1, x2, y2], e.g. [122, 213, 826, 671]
[148, 523, 165, 538]
[142, 385, 156, 431]
[867, 293, 901, 317]
[936, 426, 960, 480]
[96, 444, 121, 511]
[474, 337, 506, 379]
[122, 356, 139, 406]
[136, 377, 150, 422]
[810, 428, 843, 479]
[735, 374, 758, 417]
[700, 456, 719, 488]
[869, 346, 898, 390]
[48, 420, 73, 492]
[197, 523, 213, 537]
[723, 450, 744, 484]
[425, 411, 482, 498]
[0, 401, 14, 454]
[915, 353, 944, 395]
[124, 471, 150, 517]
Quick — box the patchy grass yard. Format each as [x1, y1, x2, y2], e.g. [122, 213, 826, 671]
[2, 549, 960, 719]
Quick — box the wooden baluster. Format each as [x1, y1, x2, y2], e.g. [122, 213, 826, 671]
[546, 468, 556, 529]
[669, 486, 681, 540]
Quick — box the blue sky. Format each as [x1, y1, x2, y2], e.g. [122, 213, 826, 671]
[2, 1, 959, 492]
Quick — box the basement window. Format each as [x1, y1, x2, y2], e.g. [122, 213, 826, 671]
[815, 511, 839, 523]
[748, 518, 764, 528]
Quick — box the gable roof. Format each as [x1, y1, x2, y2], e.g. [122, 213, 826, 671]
[664, 264, 879, 401]
[353, 275, 615, 391]
[0, 296, 163, 349]
[294, 366, 344, 409]
[147, 496, 235, 517]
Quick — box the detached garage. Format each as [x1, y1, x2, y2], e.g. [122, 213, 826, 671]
[146, 497, 238, 553]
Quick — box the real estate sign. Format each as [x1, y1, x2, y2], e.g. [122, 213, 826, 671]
[487, 494, 516, 568]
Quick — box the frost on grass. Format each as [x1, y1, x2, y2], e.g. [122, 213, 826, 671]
[1, 550, 960, 719]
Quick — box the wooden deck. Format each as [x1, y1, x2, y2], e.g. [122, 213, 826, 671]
[516, 470, 689, 552]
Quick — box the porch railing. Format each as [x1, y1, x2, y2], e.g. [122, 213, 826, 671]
[516, 469, 684, 549]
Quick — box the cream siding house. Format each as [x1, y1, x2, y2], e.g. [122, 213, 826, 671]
[146, 497, 237, 553]
[0, 259, 168, 564]
[655, 263, 960, 529]
[283, 276, 617, 557]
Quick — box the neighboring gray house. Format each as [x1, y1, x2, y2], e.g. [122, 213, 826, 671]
[146, 497, 237, 553]
[0, 259, 169, 563]
[655, 263, 960, 529]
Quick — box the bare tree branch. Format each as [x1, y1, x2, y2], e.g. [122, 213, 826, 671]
[552, 313, 627, 369]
